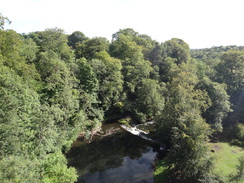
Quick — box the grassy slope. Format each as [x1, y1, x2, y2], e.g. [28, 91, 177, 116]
[210, 142, 244, 183]
[154, 142, 244, 183]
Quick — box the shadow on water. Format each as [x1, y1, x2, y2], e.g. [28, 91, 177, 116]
[66, 124, 162, 183]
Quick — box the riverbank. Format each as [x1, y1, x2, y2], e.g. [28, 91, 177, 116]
[153, 142, 244, 183]
[67, 122, 159, 183]
[153, 160, 169, 183]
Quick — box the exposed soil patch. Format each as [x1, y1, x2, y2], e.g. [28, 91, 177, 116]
[213, 145, 221, 150]
[211, 144, 221, 152]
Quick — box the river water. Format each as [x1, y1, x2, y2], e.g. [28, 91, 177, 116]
[66, 123, 161, 183]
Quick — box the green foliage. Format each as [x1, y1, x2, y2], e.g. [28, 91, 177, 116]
[0, 29, 24, 67]
[74, 57, 98, 93]
[214, 51, 244, 125]
[0, 22, 243, 183]
[20, 37, 39, 63]
[0, 65, 78, 182]
[0, 25, 101, 182]
[0, 29, 41, 84]
[111, 28, 156, 60]
[36, 28, 74, 62]
[40, 152, 78, 183]
[236, 123, 244, 142]
[148, 42, 164, 66]
[191, 46, 244, 61]
[230, 155, 244, 182]
[75, 37, 109, 60]
[0, 66, 41, 156]
[110, 32, 161, 121]
[156, 62, 215, 182]
[153, 160, 169, 183]
[110, 33, 144, 60]
[166, 111, 214, 182]
[197, 77, 231, 131]
[68, 31, 87, 49]
[159, 57, 178, 83]
[91, 53, 124, 112]
[118, 117, 132, 126]
[164, 38, 190, 64]
[231, 123, 244, 147]
[0, 13, 11, 29]
[216, 51, 244, 95]
[0, 155, 40, 183]
[135, 78, 165, 119]
[72, 57, 103, 126]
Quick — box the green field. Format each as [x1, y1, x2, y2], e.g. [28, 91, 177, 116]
[211, 142, 244, 183]
[154, 142, 244, 183]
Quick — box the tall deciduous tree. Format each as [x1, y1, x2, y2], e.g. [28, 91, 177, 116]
[68, 31, 87, 49]
[75, 37, 109, 60]
[111, 28, 156, 61]
[216, 50, 244, 124]
[0, 65, 78, 182]
[164, 38, 190, 64]
[135, 78, 165, 121]
[197, 78, 231, 131]
[37, 28, 74, 62]
[216, 50, 244, 95]
[73, 57, 103, 126]
[92, 51, 124, 112]
[110, 32, 157, 121]
[157, 63, 215, 182]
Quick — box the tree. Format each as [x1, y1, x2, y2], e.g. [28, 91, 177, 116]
[0, 29, 25, 67]
[0, 65, 78, 183]
[111, 28, 156, 60]
[216, 50, 244, 95]
[0, 13, 11, 29]
[91, 51, 124, 112]
[72, 57, 103, 129]
[112, 28, 139, 42]
[110, 31, 163, 121]
[0, 66, 41, 157]
[68, 31, 87, 49]
[159, 57, 179, 83]
[229, 155, 244, 182]
[36, 51, 86, 148]
[216, 51, 244, 124]
[197, 78, 231, 131]
[164, 38, 190, 64]
[0, 29, 40, 85]
[75, 37, 109, 60]
[74, 57, 98, 93]
[148, 42, 164, 66]
[20, 37, 39, 64]
[135, 78, 165, 121]
[40, 152, 78, 183]
[166, 111, 214, 182]
[37, 28, 74, 62]
[156, 63, 215, 182]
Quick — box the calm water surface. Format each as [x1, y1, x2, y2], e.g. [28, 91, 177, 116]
[66, 123, 160, 183]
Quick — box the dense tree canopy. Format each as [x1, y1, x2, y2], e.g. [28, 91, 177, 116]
[0, 13, 243, 182]
[68, 31, 87, 49]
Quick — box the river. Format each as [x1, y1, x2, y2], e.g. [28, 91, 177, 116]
[66, 123, 162, 183]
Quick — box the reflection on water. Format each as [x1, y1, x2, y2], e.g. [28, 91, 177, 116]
[81, 149, 155, 183]
[66, 124, 159, 183]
